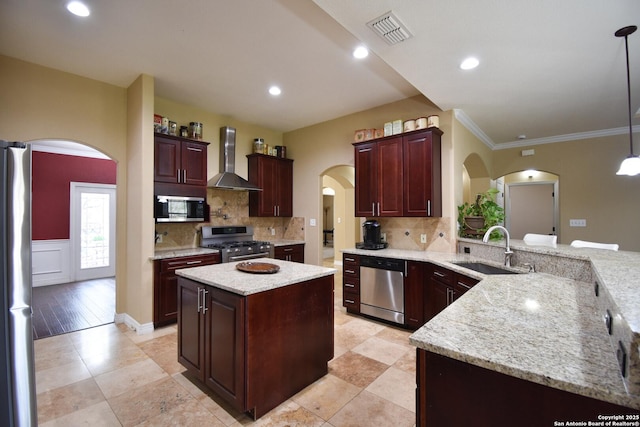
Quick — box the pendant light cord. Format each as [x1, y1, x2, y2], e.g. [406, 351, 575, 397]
[623, 32, 634, 156]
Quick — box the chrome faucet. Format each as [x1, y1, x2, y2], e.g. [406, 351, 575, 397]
[483, 225, 514, 267]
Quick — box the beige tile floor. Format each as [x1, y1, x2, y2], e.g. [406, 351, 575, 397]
[34, 264, 417, 426]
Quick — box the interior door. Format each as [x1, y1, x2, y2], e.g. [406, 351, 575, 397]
[506, 183, 556, 239]
[71, 182, 116, 281]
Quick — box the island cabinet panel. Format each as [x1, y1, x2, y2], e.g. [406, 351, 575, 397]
[247, 154, 293, 217]
[177, 273, 334, 420]
[417, 349, 639, 426]
[245, 276, 334, 418]
[204, 287, 245, 410]
[153, 253, 220, 328]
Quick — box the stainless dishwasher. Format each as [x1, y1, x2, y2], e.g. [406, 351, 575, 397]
[359, 256, 406, 325]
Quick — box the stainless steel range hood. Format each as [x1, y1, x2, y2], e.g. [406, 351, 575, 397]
[208, 126, 262, 191]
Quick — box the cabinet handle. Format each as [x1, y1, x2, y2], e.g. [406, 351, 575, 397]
[186, 260, 202, 265]
[183, 170, 187, 183]
[446, 288, 453, 306]
[345, 283, 355, 288]
[345, 299, 355, 304]
[187, 147, 202, 152]
[277, 205, 280, 216]
[345, 269, 355, 274]
[457, 281, 471, 290]
[283, 248, 293, 252]
[177, 169, 181, 183]
[427, 199, 431, 216]
[197, 287, 202, 313]
[434, 271, 446, 278]
[377, 202, 380, 216]
[274, 206, 277, 216]
[372, 203, 376, 215]
[359, 148, 372, 153]
[201, 289, 209, 314]
[345, 257, 355, 262]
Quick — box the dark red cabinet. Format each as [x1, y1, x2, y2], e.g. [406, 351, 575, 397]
[342, 253, 360, 313]
[154, 134, 208, 198]
[354, 128, 442, 217]
[354, 137, 403, 217]
[424, 263, 479, 322]
[153, 253, 220, 328]
[403, 129, 442, 217]
[247, 154, 293, 217]
[274, 243, 304, 263]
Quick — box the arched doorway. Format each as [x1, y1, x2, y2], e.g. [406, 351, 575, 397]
[320, 165, 358, 266]
[29, 139, 118, 338]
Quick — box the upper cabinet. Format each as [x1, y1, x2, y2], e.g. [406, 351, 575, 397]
[154, 133, 208, 196]
[247, 154, 293, 217]
[354, 137, 403, 217]
[354, 128, 442, 217]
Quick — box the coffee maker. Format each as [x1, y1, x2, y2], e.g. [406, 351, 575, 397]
[357, 220, 388, 250]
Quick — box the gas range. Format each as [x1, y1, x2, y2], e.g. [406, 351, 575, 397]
[200, 225, 273, 263]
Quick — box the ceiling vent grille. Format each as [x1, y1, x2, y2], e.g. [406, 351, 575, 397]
[367, 11, 412, 45]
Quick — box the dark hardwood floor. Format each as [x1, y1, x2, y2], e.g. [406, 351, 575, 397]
[32, 277, 115, 340]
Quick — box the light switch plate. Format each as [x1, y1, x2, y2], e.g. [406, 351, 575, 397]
[420, 234, 427, 243]
[310, 218, 316, 226]
[569, 219, 587, 227]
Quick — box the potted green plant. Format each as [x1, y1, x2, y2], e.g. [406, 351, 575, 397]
[457, 188, 505, 239]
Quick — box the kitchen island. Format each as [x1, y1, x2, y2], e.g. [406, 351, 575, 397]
[175, 259, 336, 419]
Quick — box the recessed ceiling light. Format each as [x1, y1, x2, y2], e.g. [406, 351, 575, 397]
[353, 46, 369, 59]
[268, 86, 281, 96]
[67, 1, 90, 17]
[460, 57, 479, 70]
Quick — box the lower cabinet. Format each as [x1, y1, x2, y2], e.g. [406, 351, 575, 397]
[405, 261, 425, 329]
[153, 253, 220, 328]
[424, 263, 479, 322]
[342, 253, 360, 314]
[274, 243, 304, 263]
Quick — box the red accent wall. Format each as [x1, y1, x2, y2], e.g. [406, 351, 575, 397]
[32, 152, 117, 240]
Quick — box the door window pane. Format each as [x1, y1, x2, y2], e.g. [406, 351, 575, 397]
[80, 192, 110, 269]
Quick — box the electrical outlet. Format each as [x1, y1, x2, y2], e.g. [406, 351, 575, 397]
[381, 232, 386, 242]
[569, 219, 587, 227]
[309, 218, 316, 226]
[420, 234, 427, 243]
[271, 228, 275, 236]
[156, 234, 162, 243]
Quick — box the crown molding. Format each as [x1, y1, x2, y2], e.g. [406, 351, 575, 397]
[453, 109, 640, 151]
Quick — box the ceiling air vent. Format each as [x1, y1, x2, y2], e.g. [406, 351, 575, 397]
[367, 11, 412, 45]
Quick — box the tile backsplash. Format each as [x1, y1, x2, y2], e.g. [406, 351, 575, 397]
[154, 188, 304, 250]
[375, 217, 452, 252]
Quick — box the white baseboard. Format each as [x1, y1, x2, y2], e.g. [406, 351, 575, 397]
[32, 240, 71, 287]
[115, 312, 154, 335]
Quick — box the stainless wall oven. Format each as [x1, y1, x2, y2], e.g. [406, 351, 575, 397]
[155, 195, 206, 222]
[359, 256, 406, 325]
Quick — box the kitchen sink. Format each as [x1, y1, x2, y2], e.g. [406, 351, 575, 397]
[453, 262, 520, 275]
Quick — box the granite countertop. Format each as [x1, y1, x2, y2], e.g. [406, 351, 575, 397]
[150, 247, 219, 261]
[175, 258, 336, 296]
[342, 245, 640, 409]
[270, 239, 306, 246]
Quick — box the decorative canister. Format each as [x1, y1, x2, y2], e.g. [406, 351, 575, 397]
[383, 122, 393, 136]
[427, 115, 440, 128]
[169, 121, 177, 136]
[160, 117, 169, 134]
[354, 129, 366, 142]
[189, 122, 203, 139]
[180, 126, 188, 137]
[392, 119, 403, 135]
[403, 119, 416, 132]
[254, 138, 265, 154]
[374, 129, 384, 139]
[364, 129, 375, 140]
[415, 117, 427, 129]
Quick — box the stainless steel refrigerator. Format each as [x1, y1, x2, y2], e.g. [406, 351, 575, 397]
[1, 141, 37, 426]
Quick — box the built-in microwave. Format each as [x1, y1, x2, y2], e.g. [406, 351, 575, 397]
[154, 195, 206, 222]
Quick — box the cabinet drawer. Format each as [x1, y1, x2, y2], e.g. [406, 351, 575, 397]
[160, 254, 220, 271]
[343, 254, 360, 266]
[431, 265, 453, 284]
[343, 291, 360, 312]
[454, 273, 479, 297]
[343, 278, 360, 293]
